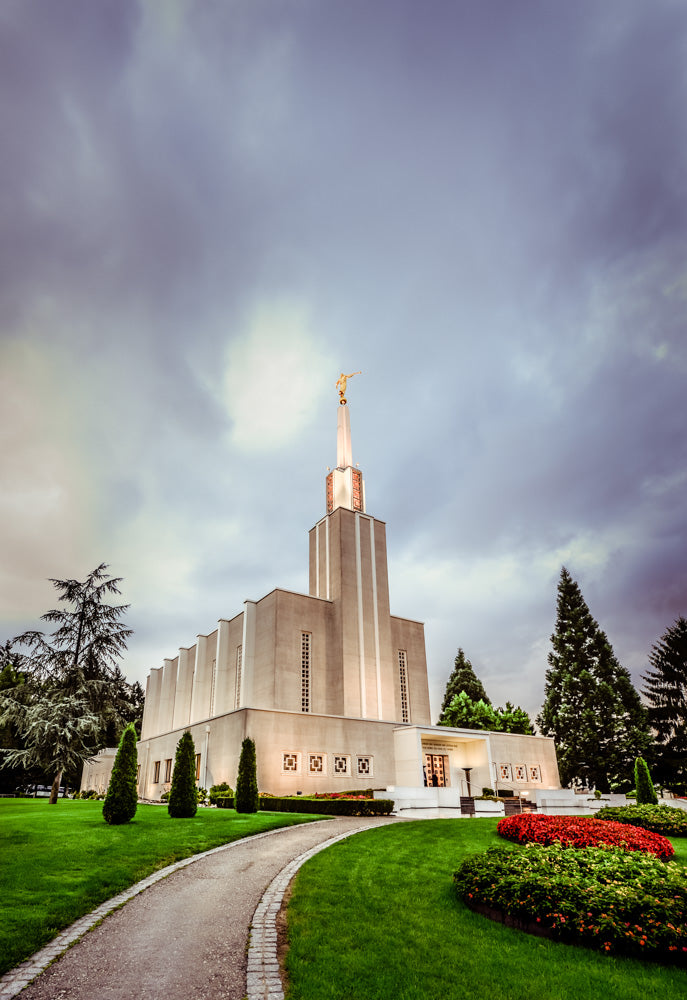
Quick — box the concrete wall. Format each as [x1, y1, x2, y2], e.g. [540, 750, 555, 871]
[390, 616, 432, 725]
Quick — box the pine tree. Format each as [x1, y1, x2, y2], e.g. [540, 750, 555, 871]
[3, 565, 136, 801]
[168, 731, 197, 818]
[642, 617, 687, 793]
[438, 649, 491, 723]
[537, 567, 651, 791]
[103, 723, 138, 824]
[497, 701, 535, 735]
[235, 737, 259, 813]
[634, 756, 658, 805]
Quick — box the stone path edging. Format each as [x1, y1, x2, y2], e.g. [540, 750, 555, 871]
[246, 818, 394, 1000]
[0, 821, 335, 1000]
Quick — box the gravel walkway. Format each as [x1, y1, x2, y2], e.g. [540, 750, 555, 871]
[1, 815, 402, 1000]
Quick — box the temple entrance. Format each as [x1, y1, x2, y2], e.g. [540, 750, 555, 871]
[424, 753, 449, 787]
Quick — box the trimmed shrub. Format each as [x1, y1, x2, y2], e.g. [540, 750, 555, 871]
[209, 782, 233, 805]
[635, 756, 659, 805]
[102, 724, 138, 825]
[168, 731, 197, 818]
[594, 804, 687, 837]
[235, 737, 259, 814]
[497, 813, 674, 860]
[454, 843, 687, 962]
[216, 795, 393, 816]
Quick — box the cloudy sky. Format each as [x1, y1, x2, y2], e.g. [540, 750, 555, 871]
[2, 0, 686, 722]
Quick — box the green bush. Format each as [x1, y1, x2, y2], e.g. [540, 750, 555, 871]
[594, 804, 687, 837]
[196, 786, 208, 806]
[216, 795, 393, 815]
[482, 787, 495, 797]
[168, 731, 197, 819]
[635, 757, 659, 805]
[209, 782, 233, 805]
[235, 737, 259, 814]
[102, 724, 138, 825]
[454, 843, 687, 962]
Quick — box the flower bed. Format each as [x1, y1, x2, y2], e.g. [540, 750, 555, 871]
[454, 843, 687, 962]
[498, 813, 674, 860]
[594, 804, 687, 837]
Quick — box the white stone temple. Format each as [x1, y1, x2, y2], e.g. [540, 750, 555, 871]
[82, 383, 560, 804]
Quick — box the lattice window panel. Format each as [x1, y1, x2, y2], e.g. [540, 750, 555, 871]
[209, 657, 217, 716]
[283, 753, 300, 773]
[351, 469, 363, 511]
[514, 764, 527, 782]
[301, 632, 311, 712]
[326, 472, 334, 513]
[235, 645, 243, 709]
[309, 753, 326, 775]
[529, 765, 542, 783]
[356, 756, 373, 777]
[498, 763, 512, 782]
[398, 650, 409, 723]
[333, 755, 350, 775]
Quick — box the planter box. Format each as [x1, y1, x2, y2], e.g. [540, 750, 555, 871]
[474, 799, 505, 815]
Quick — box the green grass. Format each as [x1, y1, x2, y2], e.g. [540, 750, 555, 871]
[285, 818, 687, 1000]
[0, 797, 320, 975]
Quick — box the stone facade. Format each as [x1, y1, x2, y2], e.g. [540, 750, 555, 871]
[81, 399, 560, 801]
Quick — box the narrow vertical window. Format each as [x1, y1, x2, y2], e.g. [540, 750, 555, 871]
[195, 754, 201, 781]
[301, 632, 311, 712]
[399, 650, 410, 723]
[235, 645, 243, 709]
[209, 657, 217, 716]
[153, 760, 161, 783]
[164, 758, 173, 782]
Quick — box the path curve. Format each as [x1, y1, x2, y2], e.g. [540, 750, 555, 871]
[0, 815, 402, 1000]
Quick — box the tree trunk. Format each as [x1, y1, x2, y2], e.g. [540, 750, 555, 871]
[49, 770, 63, 805]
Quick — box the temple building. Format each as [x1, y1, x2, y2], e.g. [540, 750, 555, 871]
[82, 382, 560, 803]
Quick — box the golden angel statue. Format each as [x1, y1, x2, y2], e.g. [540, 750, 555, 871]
[335, 370, 362, 402]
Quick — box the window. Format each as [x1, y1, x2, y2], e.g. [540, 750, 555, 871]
[153, 760, 161, 783]
[529, 765, 542, 783]
[301, 632, 311, 712]
[398, 650, 409, 723]
[356, 755, 373, 777]
[498, 763, 512, 782]
[333, 755, 350, 776]
[309, 753, 326, 775]
[282, 752, 300, 773]
[235, 645, 243, 709]
[209, 657, 217, 716]
[164, 758, 173, 783]
[195, 754, 201, 781]
[514, 764, 527, 782]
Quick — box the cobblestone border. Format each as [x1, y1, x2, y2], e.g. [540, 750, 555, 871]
[0, 823, 329, 1000]
[247, 819, 394, 1000]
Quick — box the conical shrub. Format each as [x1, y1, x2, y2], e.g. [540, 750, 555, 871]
[103, 724, 138, 825]
[168, 731, 198, 818]
[235, 737, 259, 813]
[635, 756, 658, 805]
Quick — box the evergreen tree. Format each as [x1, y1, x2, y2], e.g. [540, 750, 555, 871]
[634, 756, 658, 805]
[497, 701, 535, 735]
[235, 737, 259, 813]
[642, 617, 687, 793]
[103, 723, 138, 825]
[438, 649, 491, 723]
[2, 565, 137, 800]
[168, 731, 197, 818]
[537, 567, 651, 791]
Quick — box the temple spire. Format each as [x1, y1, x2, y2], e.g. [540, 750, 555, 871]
[326, 372, 365, 514]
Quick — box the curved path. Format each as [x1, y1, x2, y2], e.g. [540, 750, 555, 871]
[1, 815, 403, 1000]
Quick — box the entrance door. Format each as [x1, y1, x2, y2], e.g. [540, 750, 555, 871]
[425, 754, 448, 787]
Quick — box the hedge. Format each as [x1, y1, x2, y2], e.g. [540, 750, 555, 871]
[216, 794, 393, 816]
[594, 804, 687, 838]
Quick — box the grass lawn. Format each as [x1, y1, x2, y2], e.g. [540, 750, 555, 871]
[0, 797, 321, 975]
[285, 818, 687, 1000]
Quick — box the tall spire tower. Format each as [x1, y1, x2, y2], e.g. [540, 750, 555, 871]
[326, 371, 365, 514]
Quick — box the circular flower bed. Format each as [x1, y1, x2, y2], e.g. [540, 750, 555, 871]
[497, 813, 674, 860]
[594, 804, 687, 837]
[453, 844, 687, 962]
